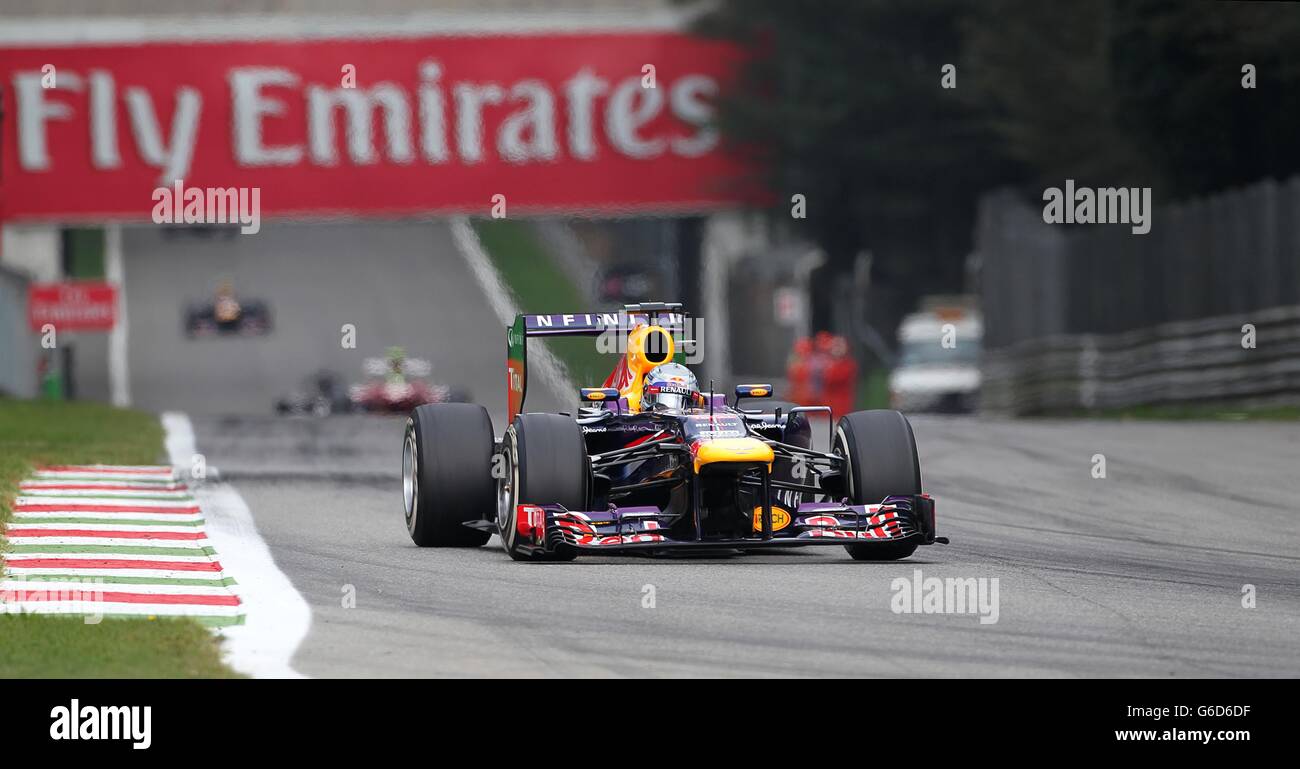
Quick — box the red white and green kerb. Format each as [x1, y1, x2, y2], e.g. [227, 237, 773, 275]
[2, 465, 244, 626]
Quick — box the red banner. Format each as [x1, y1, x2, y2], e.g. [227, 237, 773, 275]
[27, 281, 118, 331]
[0, 33, 749, 221]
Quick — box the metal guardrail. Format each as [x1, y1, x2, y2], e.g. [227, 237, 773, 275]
[981, 304, 1300, 414]
[978, 179, 1300, 352]
[976, 176, 1300, 414]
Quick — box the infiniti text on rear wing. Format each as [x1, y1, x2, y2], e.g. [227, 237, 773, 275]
[507, 303, 688, 421]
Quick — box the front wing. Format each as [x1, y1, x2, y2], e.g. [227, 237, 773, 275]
[504, 495, 938, 555]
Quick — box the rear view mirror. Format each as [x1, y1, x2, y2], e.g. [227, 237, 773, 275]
[734, 383, 774, 401]
[580, 387, 620, 403]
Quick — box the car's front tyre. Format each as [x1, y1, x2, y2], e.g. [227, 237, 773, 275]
[497, 413, 587, 562]
[835, 409, 922, 561]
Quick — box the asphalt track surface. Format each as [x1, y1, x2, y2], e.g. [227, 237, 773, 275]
[125, 222, 1300, 677]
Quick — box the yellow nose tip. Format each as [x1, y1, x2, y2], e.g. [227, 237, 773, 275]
[693, 438, 774, 473]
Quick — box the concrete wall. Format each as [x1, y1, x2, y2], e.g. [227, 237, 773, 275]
[0, 263, 37, 397]
[0, 226, 57, 397]
[0, 224, 112, 402]
[1, 225, 60, 282]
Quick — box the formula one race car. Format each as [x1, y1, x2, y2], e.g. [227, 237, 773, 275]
[275, 370, 353, 417]
[350, 347, 469, 413]
[184, 281, 271, 337]
[402, 303, 944, 561]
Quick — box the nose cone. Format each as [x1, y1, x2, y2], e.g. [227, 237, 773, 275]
[692, 437, 775, 473]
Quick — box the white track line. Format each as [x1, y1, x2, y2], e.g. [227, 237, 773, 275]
[12, 511, 204, 523]
[6, 553, 217, 563]
[7, 522, 206, 533]
[1, 580, 234, 596]
[162, 412, 312, 679]
[19, 489, 195, 499]
[35, 465, 170, 473]
[1, 603, 245, 618]
[4, 567, 231, 580]
[15, 497, 199, 508]
[5, 537, 213, 548]
[20, 481, 188, 490]
[32, 468, 176, 481]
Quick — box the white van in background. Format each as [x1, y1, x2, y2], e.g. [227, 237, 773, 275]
[890, 299, 983, 413]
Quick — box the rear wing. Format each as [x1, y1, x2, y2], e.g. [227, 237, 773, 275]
[507, 302, 688, 421]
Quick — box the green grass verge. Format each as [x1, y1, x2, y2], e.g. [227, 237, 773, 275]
[0, 614, 237, 678]
[472, 218, 612, 388]
[0, 399, 239, 678]
[0, 399, 164, 530]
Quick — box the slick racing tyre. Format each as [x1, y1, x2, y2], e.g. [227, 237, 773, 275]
[497, 413, 588, 562]
[403, 403, 494, 547]
[835, 409, 922, 561]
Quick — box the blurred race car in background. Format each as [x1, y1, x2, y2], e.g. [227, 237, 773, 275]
[275, 370, 352, 417]
[348, 347, 469, 414]
[275, 350, 468, 416]
[184, 281, 272, 338]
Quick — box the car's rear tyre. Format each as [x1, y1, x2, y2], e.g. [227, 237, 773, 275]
[497, 413, 587, 562]
[835, 409, 922, 561]
[403, 403, 494, 547]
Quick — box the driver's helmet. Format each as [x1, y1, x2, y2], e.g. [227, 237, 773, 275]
[385, 346, 406, 377]
[213, 281, 241, 321]
[642, 363, 701, 412]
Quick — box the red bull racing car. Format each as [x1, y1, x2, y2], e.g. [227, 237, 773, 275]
[401, 302, 945, 562]
[184, 281, 272, 338]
